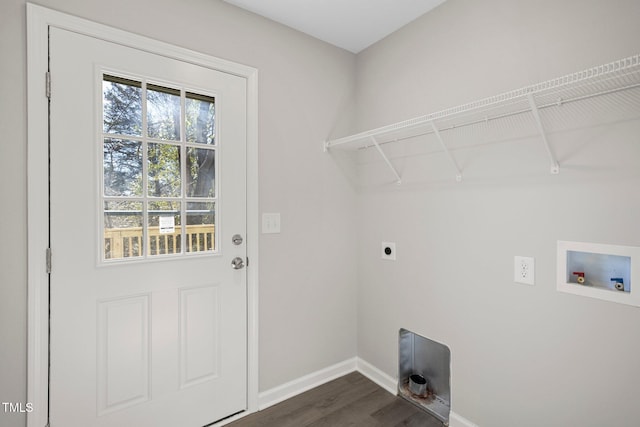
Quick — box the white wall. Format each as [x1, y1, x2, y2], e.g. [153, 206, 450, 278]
[355, 1, 640, 426]
[0, 1, 357, 426]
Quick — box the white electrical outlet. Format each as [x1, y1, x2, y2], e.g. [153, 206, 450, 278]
[514, 256, 535, 285]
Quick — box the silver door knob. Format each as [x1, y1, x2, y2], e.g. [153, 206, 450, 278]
[231, 257, 245, 270]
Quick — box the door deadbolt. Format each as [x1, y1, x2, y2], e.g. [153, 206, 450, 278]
[232, 234, 243, 245]
[231, 257, 245, 270]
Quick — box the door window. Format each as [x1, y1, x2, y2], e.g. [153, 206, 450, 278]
[102, 74, 217, 261]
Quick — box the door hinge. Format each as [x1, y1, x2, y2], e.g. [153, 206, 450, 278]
[46, 71, 51, 99]
[46, 247, 52, 274]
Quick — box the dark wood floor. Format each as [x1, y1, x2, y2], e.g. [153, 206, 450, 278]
[227, 372, 443, 427]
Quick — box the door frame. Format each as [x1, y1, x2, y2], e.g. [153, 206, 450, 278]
[26, 4, 259, 426]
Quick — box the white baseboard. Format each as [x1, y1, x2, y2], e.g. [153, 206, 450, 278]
[257, 357, 478, 427]
[355, 357, 397, 394]
[258, 357, 357, 410]
[449, 412, 479, 427]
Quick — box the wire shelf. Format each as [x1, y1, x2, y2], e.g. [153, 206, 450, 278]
[324, 54, 640, 182]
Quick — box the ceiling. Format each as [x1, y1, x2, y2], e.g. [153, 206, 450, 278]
[222, 0, 448, 53]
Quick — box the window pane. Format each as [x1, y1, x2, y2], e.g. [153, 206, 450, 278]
[148, 201, 181, 256]
[103, 138, 142, 197]
[186, 93, 215, 144]
[186, 147, 215, 197]
[186, 202, 215, 253]
[148, 143, 181, 197]
[103, 76, 142, 136]
[147, 85, 181, 141]
[100, 76, 222, 263]
[104, 201, 143, 260]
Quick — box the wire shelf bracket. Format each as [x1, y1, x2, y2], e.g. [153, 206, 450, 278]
[429, 121, 463, 182]
[370, 136, 402, 185]
[527, 93, 560, 174]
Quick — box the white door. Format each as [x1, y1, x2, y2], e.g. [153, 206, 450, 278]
[49, 27, 247, 427]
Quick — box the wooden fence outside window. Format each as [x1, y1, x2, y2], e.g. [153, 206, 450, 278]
[104, 224, 214, 259]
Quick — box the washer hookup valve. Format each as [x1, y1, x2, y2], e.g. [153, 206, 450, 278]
[610, 278, 624, 291]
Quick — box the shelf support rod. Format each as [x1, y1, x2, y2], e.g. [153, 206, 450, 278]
[429, 121, 463, 182]
[370, 136, 402, 185]
[527, 93, 560, 174]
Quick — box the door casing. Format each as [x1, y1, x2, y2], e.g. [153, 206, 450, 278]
[26, 4, 259, 427]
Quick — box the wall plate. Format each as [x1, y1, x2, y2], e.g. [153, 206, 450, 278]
[514, 256, 535, 285]
[382, 242, 396, 260]
[262, 213, 280, 234]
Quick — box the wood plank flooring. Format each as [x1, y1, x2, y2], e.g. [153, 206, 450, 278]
[227, 372, 444, 427]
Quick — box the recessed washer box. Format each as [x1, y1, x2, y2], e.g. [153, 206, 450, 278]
[398, 329, 450, 424]
[557, 241, 640, 307]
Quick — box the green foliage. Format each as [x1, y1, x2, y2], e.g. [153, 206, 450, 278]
[103, 79, 142, 135]
[147, 142, 181, 197]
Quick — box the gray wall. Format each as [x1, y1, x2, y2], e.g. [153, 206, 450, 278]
[4, 0, 640, 426]
[0, 1, 357, 426]
[355, 1, 640, 426]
